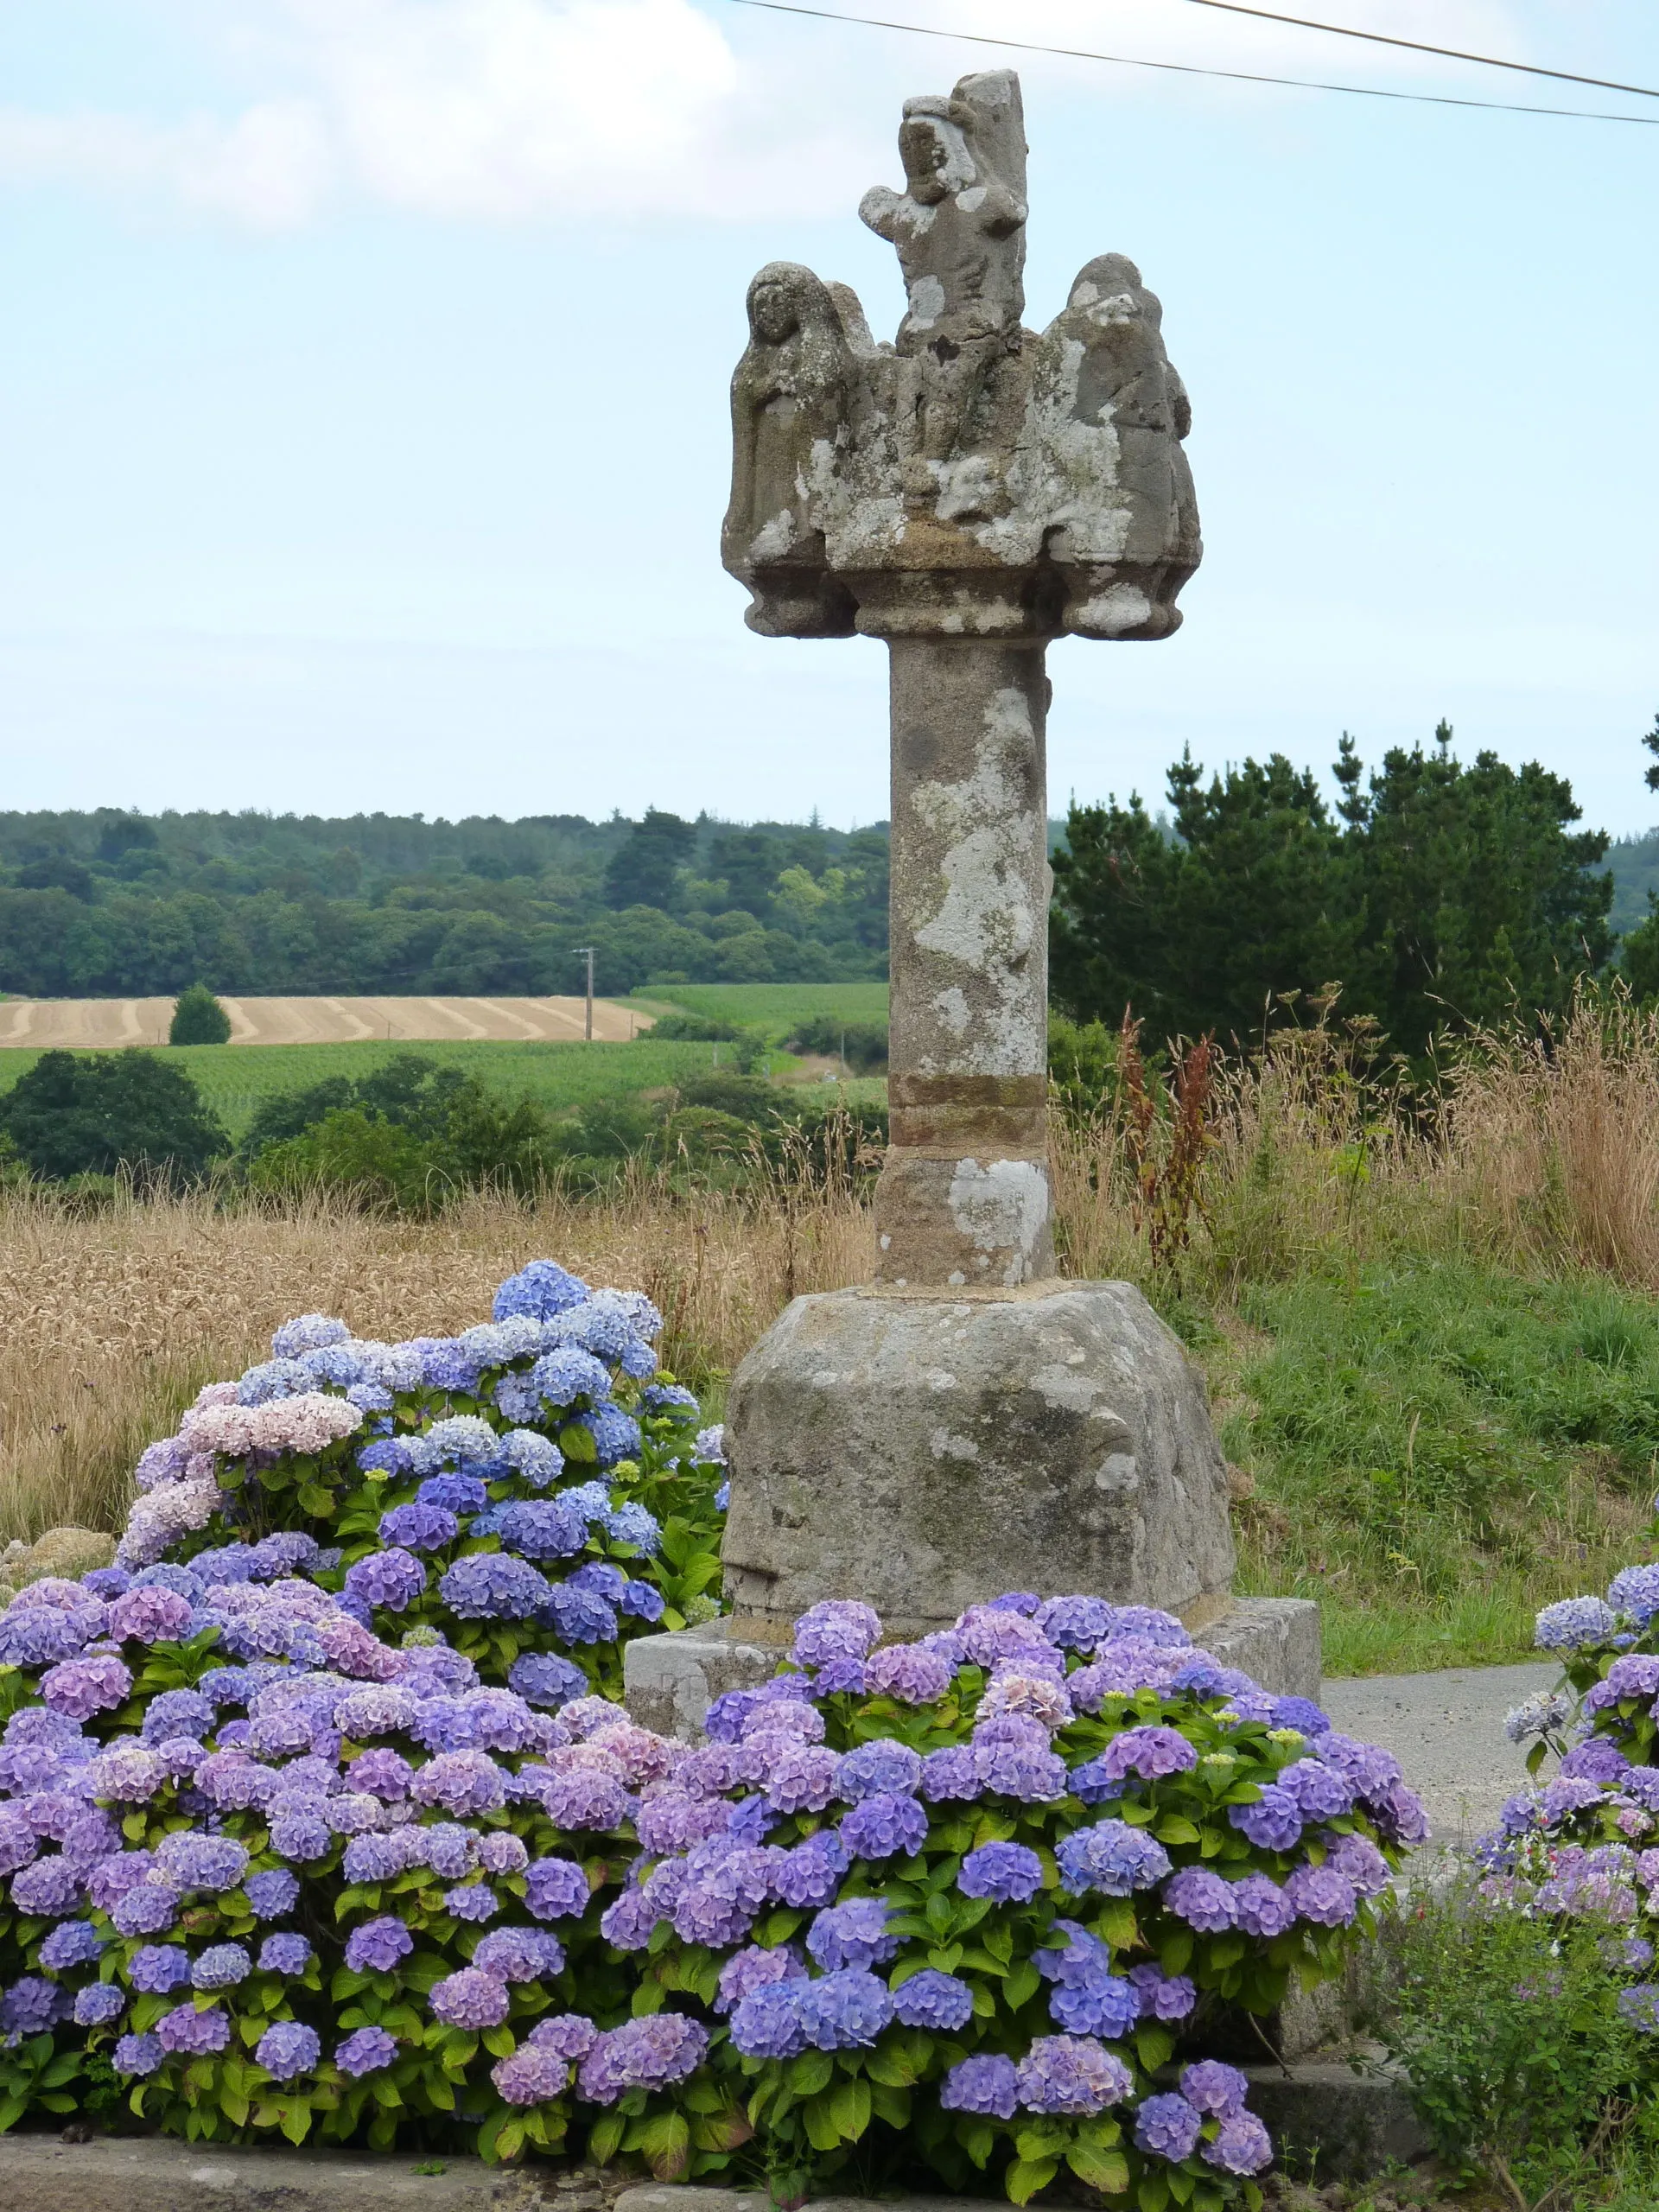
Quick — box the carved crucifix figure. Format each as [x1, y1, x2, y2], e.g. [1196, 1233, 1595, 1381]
[722, 68, 1201, 1289]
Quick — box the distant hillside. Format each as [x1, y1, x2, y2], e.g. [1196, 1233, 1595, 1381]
[1606, 829, 1659, 938]
[0, 807, 889, 999]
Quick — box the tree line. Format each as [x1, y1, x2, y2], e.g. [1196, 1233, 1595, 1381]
[1050, 724, 1643, 1056]
[0, 806, 890, 999]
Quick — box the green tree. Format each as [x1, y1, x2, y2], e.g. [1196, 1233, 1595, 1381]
[0, 1050, 227, 1184]
[168, 982, 232, 1045]
[1052, 728, 1611, 1054]
[1350, 724, 1611, 1052]
[1051, 748, 1351, 1040]
[601, 810, 696, 911]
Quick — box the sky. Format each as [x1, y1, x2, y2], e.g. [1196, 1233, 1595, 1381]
[0, 0, 1656, 837]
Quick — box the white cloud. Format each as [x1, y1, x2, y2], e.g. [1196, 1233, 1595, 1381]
[0, 0, 1540, 230]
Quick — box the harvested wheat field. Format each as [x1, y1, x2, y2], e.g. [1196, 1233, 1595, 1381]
[0, 995, 647, 1048]
[0, 1176, 874, 1543]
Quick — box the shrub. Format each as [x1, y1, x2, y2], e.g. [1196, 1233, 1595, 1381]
[0, 1051, 227, 1185]
[169, 987, 232, 1046]
[0, 1257, 726, 2157]
[0, 1265, 1415, 2196]
[784, 1017, 887, 1075]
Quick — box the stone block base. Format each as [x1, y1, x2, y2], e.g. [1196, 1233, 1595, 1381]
[721, 1281, 1238, 1639]
[622, 1596, 1321, 1741]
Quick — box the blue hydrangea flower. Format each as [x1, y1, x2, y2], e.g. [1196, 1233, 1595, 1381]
[258, 1934, 314, 1975]
[493, 1261, 590, 1321]
[839, 1791, 928, 1860]
[497, 1498, 588, 1560]
[343, 1548, 428, 1613]
[440, 1554, 554, 1620]
[378, 1502, 459, 1553]
[1056, 1818, 1173, 1897]
[959, 1840, 1044, 1903]
[892, 1968, 974, 2031]
[257, 2021, 321, 2081]
[797, 1968, 893, 2050]
[509, 1651, 590, 1709]
[1535, 1597, 1618, 1651]
[806, 1898, 899, 1971]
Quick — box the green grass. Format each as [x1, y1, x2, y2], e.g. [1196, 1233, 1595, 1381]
[1208, 1254, 1659, 1675]
[0, 1039, 720, 1143]
[631, 982, 889, 1039]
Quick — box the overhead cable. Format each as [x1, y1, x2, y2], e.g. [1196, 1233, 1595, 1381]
[721, 0, 1659, 127]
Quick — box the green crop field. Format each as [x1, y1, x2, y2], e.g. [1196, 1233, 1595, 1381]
[632, 982, 889, 1037]
[0, 1039, 722, 1144]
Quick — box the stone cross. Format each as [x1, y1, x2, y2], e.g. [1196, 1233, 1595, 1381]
[722, 68, 1200, 1290]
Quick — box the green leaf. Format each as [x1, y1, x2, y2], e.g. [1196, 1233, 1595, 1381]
[786, 2051, 833, 2098]
[279, 2101, 313, 2145]
[829, 2077, 871, 2142]
[482, 2024, 516, 2057]
[1006, 2157, 1059, 2203]
[297, 1483, 336, 1517]
[588, 2112, 626, 2165]
[1096, 1900, 1138, 1951]
[639, 2110, 692, 2181]
[1067, 2144, 1129, 2194]
[1154, 1815, 1201, 1846]
[1003, 1962, 1040, 2011]
[803, 2092, 842, 2153]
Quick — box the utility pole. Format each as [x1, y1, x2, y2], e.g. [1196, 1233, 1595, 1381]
[573, 948, 595, 1040]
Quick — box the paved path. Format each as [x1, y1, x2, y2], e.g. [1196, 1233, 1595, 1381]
[1322, 1661, 1560, 1844]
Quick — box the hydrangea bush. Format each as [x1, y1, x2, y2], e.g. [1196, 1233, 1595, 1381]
[0, 1261, 726, 2156]
[0, 1261, 1424, 2202]
[595, 1592, 1422, 2210]
[1474, 1548, 1659, 2025]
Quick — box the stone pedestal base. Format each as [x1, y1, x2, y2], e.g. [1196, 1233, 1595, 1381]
[721, 1279, 1237, 1640]
[622, 1595, 1321, 1741]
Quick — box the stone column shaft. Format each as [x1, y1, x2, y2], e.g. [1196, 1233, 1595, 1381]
[875, 637, 1055, 1287]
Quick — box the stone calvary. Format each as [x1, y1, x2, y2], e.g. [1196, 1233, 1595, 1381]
[627, 71, 1318, 1729]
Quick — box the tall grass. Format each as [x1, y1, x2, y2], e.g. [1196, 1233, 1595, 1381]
[0, 1163, 872, 1544]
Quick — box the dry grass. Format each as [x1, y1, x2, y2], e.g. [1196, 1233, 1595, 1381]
[3, 1167, 873, 1543]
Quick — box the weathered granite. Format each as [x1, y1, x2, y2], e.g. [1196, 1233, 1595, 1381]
[719, 1281, 1237, 1641]
[1242, 2052, 1429, 2180]
[723, 67, 1198, 1288]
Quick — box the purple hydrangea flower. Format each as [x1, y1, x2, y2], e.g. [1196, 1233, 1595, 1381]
[1, 1976, 67, 2034]
[524, 1856, 592, 1923]
[111, 1882, 179, 1937]
[807, 1897, 899, 1972]
[190, 1944, 252, 1991]
[798, 1967, 893, 2050]
[1283, 1864, 1358, 1927]
[1230, 1785, 1305, 1853]
[153, 1832, 249, 1894]
[346, 1916, 415, 1974]
[839, 1791, 928, 1860]
[74, 1981, 126, 2026]
[729, 1980, 810, 2059]
[1230, 1873, 1297, 1938]
[473, 1927, 566, 1982]
[440, 1554, 554, 1620]
[1535, 1597, 1618, 1651]
[836, 1739, 924, 1801]
[113, 2032, 163, 2076]
[257, 2021, 321, 2080]
[336, 2025, 399, 2076]
[431, 1967, 511, 2029]
[892, 1968, 974, 2031]
[791, 1599, 881, 1670]
[41, 1653, 132, 1721]
[344, 1548, 428, 1613]
[1128, 1965, 1196, 2021]
[130, 1944, 192, 1993]
[1163, 1866, 1240, 1932]
[245, 1869, 301, 1920]
[509, 1652, 590, 1710]
[445, 1884, 499, 1923]
[378, 1502, 459, 1553]
[1056, 1818, 1173, 1897]
[1015, 2036, 1134, 2116]
[715, 1944, 804, 2016]
[577, 2013, 709, 2101]
[39, 1919, 103, 1971]
[862, 1643, 953, 1704]
[918, 1745, 979, 1802]
[156, 2002, 231, 2055]
[493, 2040, 573, 2105]
[1181, 2061, 1250, 2116]
[258, 1934, 314, 1975]
[959, 1840, 1044, 1903]
[1205, 2111, 1273, 2175]
[1096, 1726, 1198, 1783]
[772, 1831, 849, 1910]
[942, 2053, 1020, 2118]
[1135, 2092, 1204, 2160]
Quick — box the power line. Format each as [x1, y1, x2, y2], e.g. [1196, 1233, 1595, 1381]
[1177, 0, 1659, 103]
[721, 0, 1659, 126]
